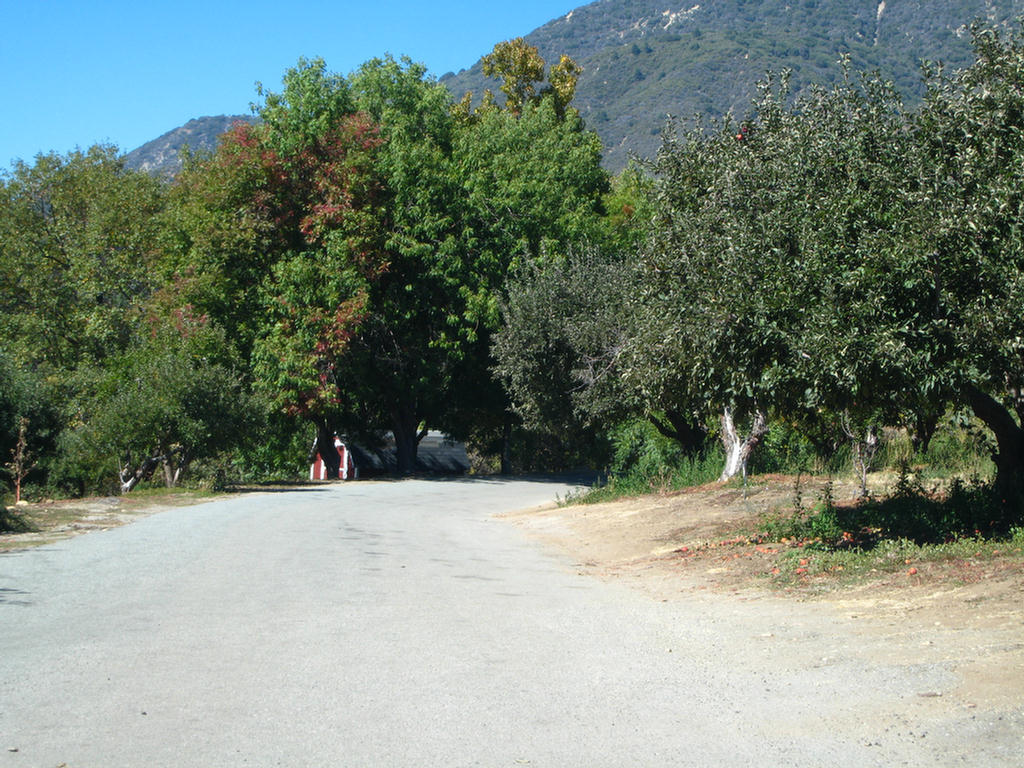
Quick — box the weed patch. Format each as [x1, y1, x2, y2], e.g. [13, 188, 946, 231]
[0, 504, 35, 534]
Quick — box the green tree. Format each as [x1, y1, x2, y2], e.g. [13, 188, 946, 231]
[452, 52, 609, 470]
[631, 27, 1024, 506]
[913, 24, 1024, 505]
[64, 317, 251, 492]
[250, 251, 369, 474]
[0, 350, 58, 497]
[337, 53, 609, 473]
[164, 59, 387, 477]
[165, 51, 607, 477]
[632, 64, 924, 479]
[494, 247, 639, 437]
[0, 145, 165, 372]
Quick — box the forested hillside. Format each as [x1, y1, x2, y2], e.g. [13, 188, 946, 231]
[125, 2, 1024, 175]
[443, 0, 1024, 170]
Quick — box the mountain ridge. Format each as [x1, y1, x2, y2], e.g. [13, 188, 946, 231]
[123, 115, 256, 177]
[126, 1, 1024, 175]
[443, 0, 1024, 170]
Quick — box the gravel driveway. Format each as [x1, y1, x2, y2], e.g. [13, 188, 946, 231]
[1, 478, 1020, 766]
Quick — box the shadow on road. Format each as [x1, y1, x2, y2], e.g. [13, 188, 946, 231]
[0, 586, 33, 606]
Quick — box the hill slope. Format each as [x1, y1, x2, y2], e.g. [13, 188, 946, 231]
[123, 115, 255, 177]
[442, 0, 1024, 171]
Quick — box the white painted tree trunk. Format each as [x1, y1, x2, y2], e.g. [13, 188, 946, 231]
[120, 453, 162, 493]
[841, 413, 878, 497]
[719, 408, 768, 482]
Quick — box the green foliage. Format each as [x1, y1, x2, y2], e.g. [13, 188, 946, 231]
[0, 145, 166, 371]
[607, 418, 698, 478]
[495, 247, 635, 436]
[766, 526, 1024, 586]
[256, 57, 355, 156]
[910, 24, 1024, 501]
[568, 25, 1024, 513]
[601, 165, 655, 253]
[760, 476, 848, 544]
[763, 466, 1020, 549]
[457, 96, 609, 274]
[0, 351, 59, 471]
[576, 446, 722, 504]
[251, 254, 368, 419]
[917, 424, 996, 480]
[858, 469, 1019, 545]
[54, 320, 252, 494]
[747, 421, 823, 475]
[0, 41, 613, 493]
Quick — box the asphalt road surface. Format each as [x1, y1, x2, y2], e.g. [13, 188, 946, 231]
[1, 478, 1018, 767]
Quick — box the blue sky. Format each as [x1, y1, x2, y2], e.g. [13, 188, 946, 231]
[0, 0, 582, 167]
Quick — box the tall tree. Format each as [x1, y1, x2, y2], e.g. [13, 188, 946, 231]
[452, 43, 608, 470]
[0, 145, 165, 372]
[914, 24, 1024, 504]
[620, 64, 924, 479]
[337, 51, 609, 473]
[165, 58, 387, 477]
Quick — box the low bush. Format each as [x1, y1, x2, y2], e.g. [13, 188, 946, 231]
[0, 503, 34, 534]
[574, 419, 722, 503]
[761, 464, 1022, 548]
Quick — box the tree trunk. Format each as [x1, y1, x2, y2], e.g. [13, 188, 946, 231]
[718, 408, 767, 482]
[162, 458, 176, 488]
[312, 418, 341, 479]
[501, 417, 513, 475]
[909, 409, 940, 455]
[966, 384, 1024, 504]
[391, 406, 425, 475]
[841, 413, 878, 498]
[120, 453, 162, 493]
[650, 409, 708, 456]
[852, 427, 878, 498]
[162, 449, 190, 488]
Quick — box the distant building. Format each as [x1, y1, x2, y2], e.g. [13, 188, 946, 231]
[309, 435, 355, 480]
[310, 431, 469, 480]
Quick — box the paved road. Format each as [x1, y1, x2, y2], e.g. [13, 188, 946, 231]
[0, 478, 1017, 767]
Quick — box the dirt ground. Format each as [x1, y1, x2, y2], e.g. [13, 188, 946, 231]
[502, 476, 1024, 714]
[0, 492, 218, 551]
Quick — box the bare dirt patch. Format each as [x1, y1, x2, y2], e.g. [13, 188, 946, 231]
[503, 476, 1024, 713]
[0, 483, 330, 553]
[0, 492, 220, 552]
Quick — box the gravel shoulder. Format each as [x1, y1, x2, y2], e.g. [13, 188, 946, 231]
[0, 492, 223, 551]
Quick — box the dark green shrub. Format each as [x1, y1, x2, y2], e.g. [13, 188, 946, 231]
[748, 421, 822, 475]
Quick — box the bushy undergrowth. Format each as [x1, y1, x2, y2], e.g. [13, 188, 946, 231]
[575, 414, 1020, 549]
[769, 525, 1024, 586]
[747, 422, 825, 475]
[576, 449, 722, 504]
[570, 419, 722, 504]
[879, 423, 994, 480]
[762, 466, 1022, 548]
[0, 503, 34, 534]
